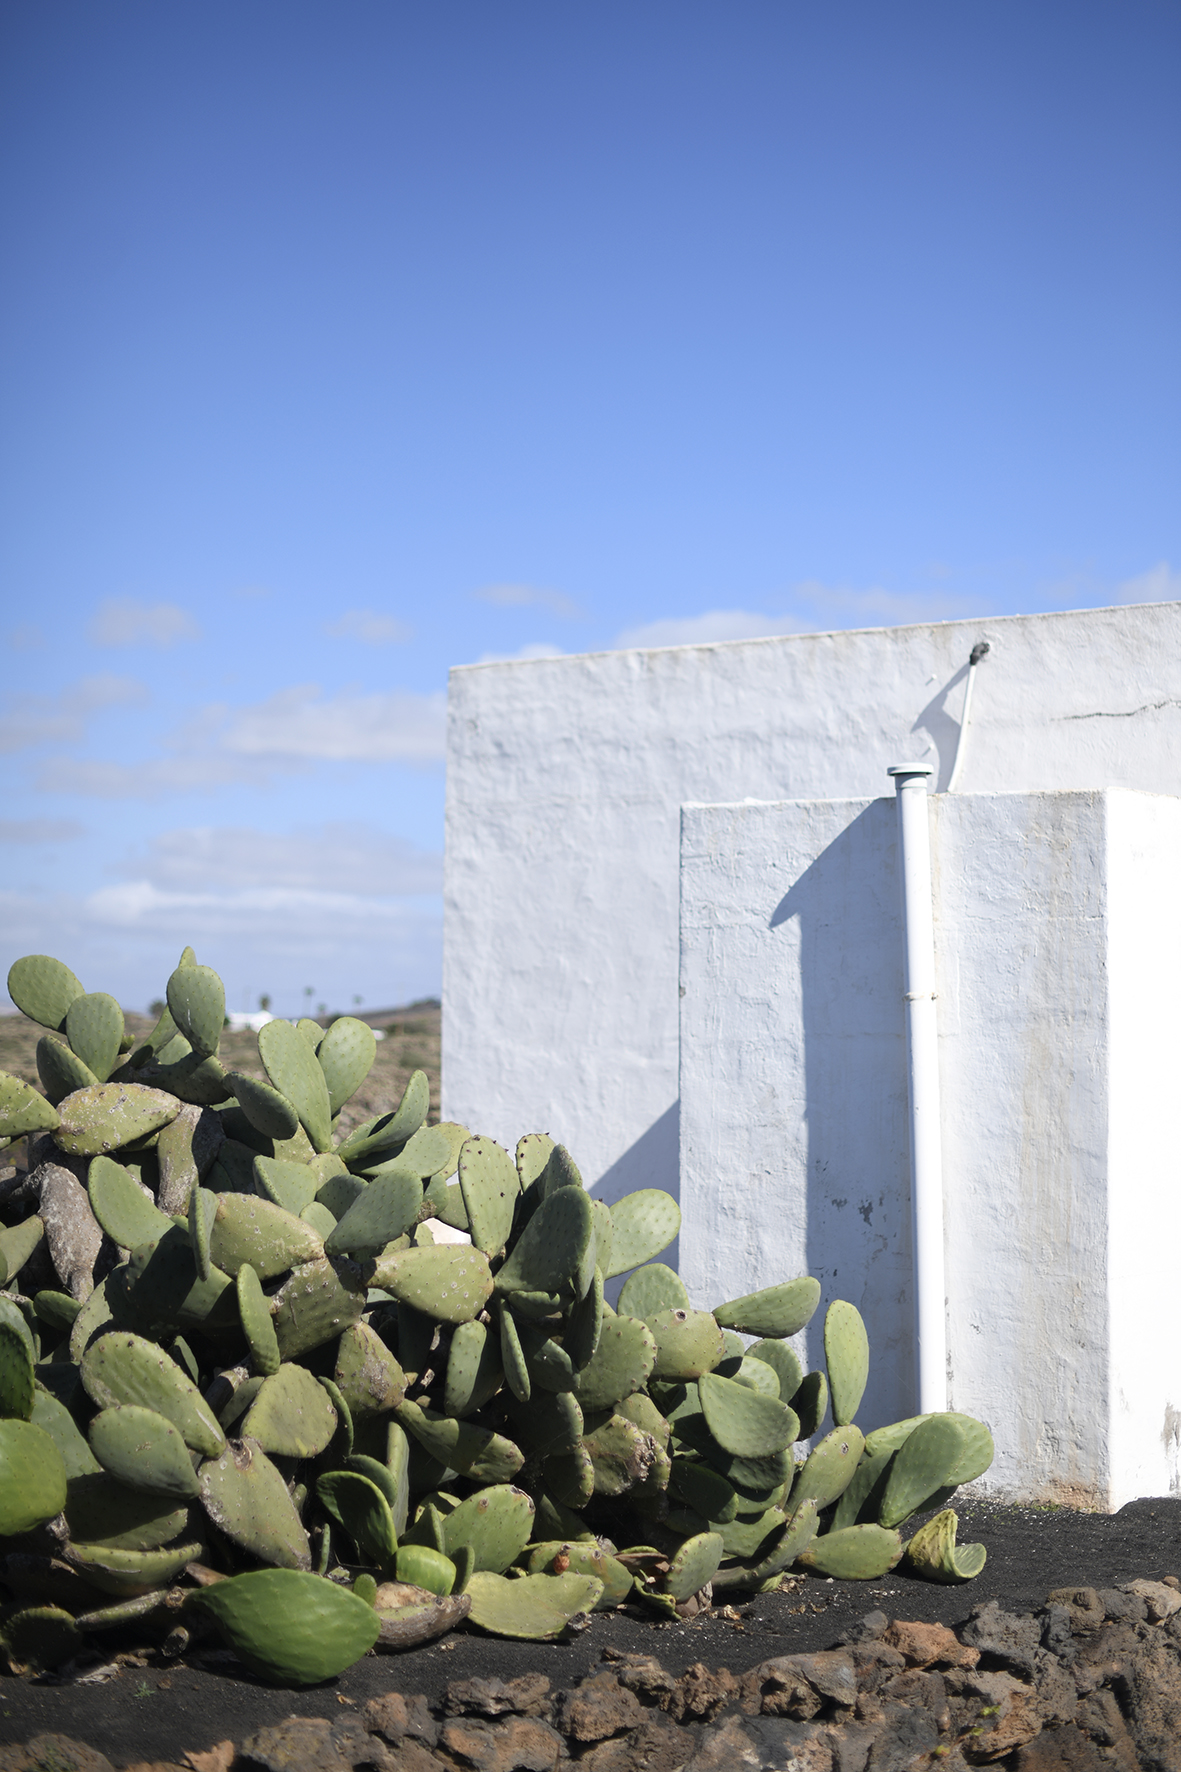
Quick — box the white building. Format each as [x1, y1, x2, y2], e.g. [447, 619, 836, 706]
[443, 600, 1181, 1508]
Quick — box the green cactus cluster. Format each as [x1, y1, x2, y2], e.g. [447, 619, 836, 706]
[1, 948, 995, 1684]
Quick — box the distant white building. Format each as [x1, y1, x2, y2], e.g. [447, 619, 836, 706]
[443, 601, 1181, 1508]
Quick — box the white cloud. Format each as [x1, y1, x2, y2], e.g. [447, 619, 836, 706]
[0, 819, 84, 843]
[85, 880, 437, 938]
[35, 754, 287, 798]
[89, 598, 202, 647]
[0, 675, 149, 753]
[613, 583, 985, 652]
[1116, 561, 1181, 605]
[117, 823, 442, 895]
[34, 683, 447, 798]
[218, 685, 446, 762]
[474, 583, 583, 620]
[476, 642, 566, 664]
[325, 609, 414, 644]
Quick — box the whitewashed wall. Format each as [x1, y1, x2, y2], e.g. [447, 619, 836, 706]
[444, 601, 1181, 1205]
[678, 788, 1181, 1509]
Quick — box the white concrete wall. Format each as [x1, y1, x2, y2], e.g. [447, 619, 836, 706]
[1104, 792, 1181, 1506]
[444, 602, 1181, 1204]
[678, 787, 1181, 1509]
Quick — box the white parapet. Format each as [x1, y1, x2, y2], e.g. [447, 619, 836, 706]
[678, 787, 1181, 1510]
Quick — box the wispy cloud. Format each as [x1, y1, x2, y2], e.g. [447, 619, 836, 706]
[325, 609, 414, 644]
[0, 819, 85, 843]
[85, 881, 438, 939]
[117, 823, 442, 895]
[0, 675, 148, 754]
[34, 683, 447, 798]
[217, 685, 446, 762]
[89, 598, 202, 647]
[35, 755, 285, 798]
[1116, 561, 1181, 605]
[613, 582, 986, 651]
[474, 583, 583, 620]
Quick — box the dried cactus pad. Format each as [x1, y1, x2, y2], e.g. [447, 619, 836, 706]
[905, 1508, 987, 1582]
[188, 1567, 380, 1684]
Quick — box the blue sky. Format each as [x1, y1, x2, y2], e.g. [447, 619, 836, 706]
[2, 1, 1178, 1015]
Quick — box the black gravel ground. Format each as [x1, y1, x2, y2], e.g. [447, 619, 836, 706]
[2, 1496, 1180, 1768]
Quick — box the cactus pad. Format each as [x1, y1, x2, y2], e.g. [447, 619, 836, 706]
[617, 1262, 690, 1320]
[604, 1189, 680, 1278]
[574, 1312, 656, 1411]
[0, 1419, 68, 1534]
[55, 1083, 179, 1156]
[493, 1184, 595, 1295]
[242, 1362, 338, 1458]
[7, 954, 84, 1031]
[65, 993, 124, 1084]
[166, 963, 225, 1059]
[714, 1276, 821, 1338]
[0, 1071, 61, 1139]
[88, 1404, 202, 1499]
[317, 1469, 398, 1570]
[436, 1488, 531, 1573]
[458, 1135, 519, 1255]
[464, 1569, 603, 1639]
[229, 1074, 300, 1142]
[36, 1034, 99, 1105]
[336, 1070, 430, 1165]
[88, 1154, 172, 1250]
[796, 1522, 904, 1580]
[878, 1413, 974, 1529]
[258, 1019, 333, 1153]
[824, 1299, 870, 1426]
[198, 1436, 312, 1570]
[315, 1016, 377, 1116]
[698, 1371, 798, 1456]
[209, 1192, 324, 1279]
[648, 1307, 725, 1380]
[188, 1567, 380, 1684]
[325, 1166, 423, 1259]
[372, 1244, 493, 1325]
[80, 1331, 225, 1456]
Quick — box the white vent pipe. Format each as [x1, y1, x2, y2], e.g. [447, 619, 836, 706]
[887, 762, 946, 1414]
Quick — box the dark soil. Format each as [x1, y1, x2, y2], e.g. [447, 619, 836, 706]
[3, 1497, 1179, 1768]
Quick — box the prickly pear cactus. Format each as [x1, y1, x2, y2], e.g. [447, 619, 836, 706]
[0, 945, 996, 1683]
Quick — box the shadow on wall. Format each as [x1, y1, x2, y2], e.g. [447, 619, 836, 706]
[770, 798, 915, 1425]
[591, 1099, 680, 1305]
[913, 662, 971, 791]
